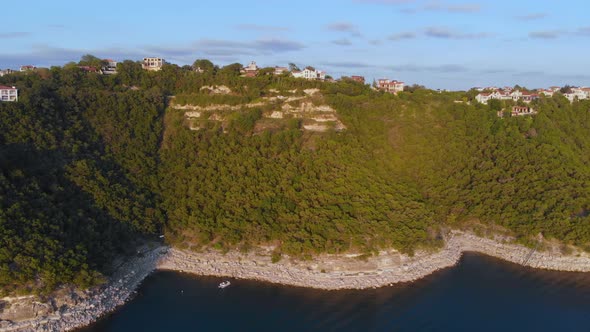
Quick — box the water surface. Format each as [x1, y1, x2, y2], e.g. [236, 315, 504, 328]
[81, 253, 590, 331]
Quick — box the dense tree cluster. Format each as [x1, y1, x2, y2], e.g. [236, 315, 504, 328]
[1, 56, 590, 294]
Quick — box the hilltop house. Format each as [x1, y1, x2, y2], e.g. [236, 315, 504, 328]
[564, 87, 590, 102]
[78, 66, 99, 73]
[20, 65, 36, 72]
[497, 106, 537, 118]
[537, 89, 554, 97]
[512, 106, 536, 116]
[102, 59, 117, 75]
[241, 61, 259, 77]
[0, 85, 18, 102]
[475, 90, 503, 104]
[292, 67, 326, 80]
[142, 57, 165, 71]
[377, 79, 405, 94]
[0, 69, 15, 77]
[273, 66, 289, 76]
[351, 76, 365, 84]
[475, 89, 538, 104]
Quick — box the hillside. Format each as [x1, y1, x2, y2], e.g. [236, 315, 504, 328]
[1, 61, 590, 295]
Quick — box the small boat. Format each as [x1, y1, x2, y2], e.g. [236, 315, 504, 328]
[218, 281, 231, 289]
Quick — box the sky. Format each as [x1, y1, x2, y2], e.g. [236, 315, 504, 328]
[2, 0, 590, 90]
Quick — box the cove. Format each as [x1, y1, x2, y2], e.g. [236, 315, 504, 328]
[80, 253, 590, 332]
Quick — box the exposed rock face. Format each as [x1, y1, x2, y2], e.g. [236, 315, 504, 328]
[185, 111, 201, 118]
[0, 297, 52, 322]
[269, 111, 283, 119]
[177, 92, 346, 133]
[200, 85, 231, 94]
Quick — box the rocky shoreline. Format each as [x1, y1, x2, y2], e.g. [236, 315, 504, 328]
[3, 230, 590, 331]
[158, 230, 590, 290]
[0, 246, 168, 332]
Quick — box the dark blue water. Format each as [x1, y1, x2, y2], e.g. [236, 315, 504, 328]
[81, 253, 590, 332]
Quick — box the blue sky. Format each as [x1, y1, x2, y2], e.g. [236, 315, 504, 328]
[2, 0, 590, 90]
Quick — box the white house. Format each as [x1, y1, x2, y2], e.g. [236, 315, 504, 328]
[0, 69, 15, 77]
[240, 61, 259, 77]
[377, 79, 405, 94]
[292, 67, 326, 80]
[102, 59, 117, 75]
[537, 89, 554, 97]
[20, 65, 36, 72]
[142, 57, 165, 71]
[476, 90, 539, 104]
[0, 85, 18, 102]
[564, 88, 588, 102]
[475, 91, 502, 104]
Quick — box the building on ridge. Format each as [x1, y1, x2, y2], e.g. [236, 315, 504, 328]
[0, 85, 18, 102]
[273, 66, 289, 76]
[102, 59, 118, 75]
[292, 67, 326, 80]
[351, 76, 365, 84]
[377, 79, 404, 94]
[20, 65, 36, 72]
[241, 61, 259, 77]
[142, 57, 166, 71]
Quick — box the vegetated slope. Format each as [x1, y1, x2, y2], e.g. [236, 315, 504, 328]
[2, 59, 590, 295]
[328, 89, 590, 249]
[0, 72, 165, 295]
[160, 85, 435, 257]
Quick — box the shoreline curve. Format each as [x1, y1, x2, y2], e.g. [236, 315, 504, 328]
[2, 230, 590, 331]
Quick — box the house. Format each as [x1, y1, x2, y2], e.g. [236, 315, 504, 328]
[142, 57, 165, 71]
[0, 85, 18, 102]
[78, 66, 99, 73]
[351, 76, 365, 84]
[0, 69, 15, 77]
[475, 89, 538, 104]
[273, 66, 289, 75]
[520, 92, 539, 103]
[102, 59, 117, 75]
[20, 65, 36, 72]
[292, 67, 326, 80]
[475, 91, 502, 104]
[512, 106, 536, 116]
[377, 79, 404, 94]
[537, 89, 554, 97]
[240, 61, 259, 77]
[564, 88, 588, 102]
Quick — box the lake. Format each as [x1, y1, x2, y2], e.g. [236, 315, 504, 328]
[80, 253, 590, 332]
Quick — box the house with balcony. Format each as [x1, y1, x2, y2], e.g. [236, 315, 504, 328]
[273, 66, 289, 76]
[292, 67, 326, 80]
[476, 89, 538, 104]
[20, 65, 36, 72]
[142, 57, 166, 71]
[78, 66, 99, 73]
[240, 61, 259, 77]
[102, 59, 117, 75]
[377, 79, 404, 94]
[0, 85, 18, 102]
[351, 76, 365, 84]
[0, 69, 15, 77]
